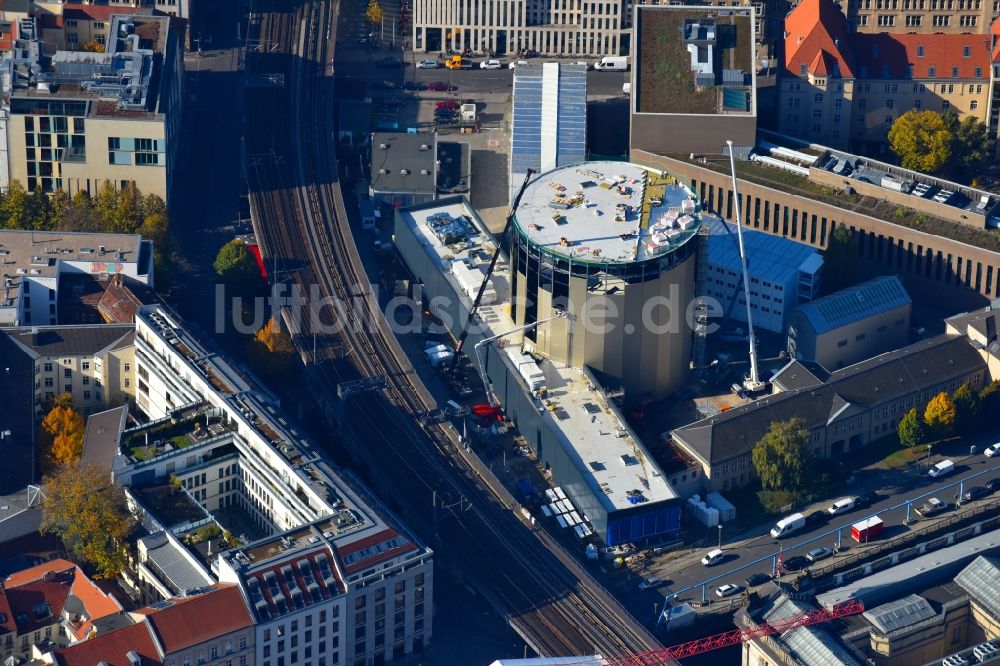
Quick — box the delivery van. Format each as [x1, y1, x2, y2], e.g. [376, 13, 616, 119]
[929, 459, 955, 478]
[594, 55, 629, 71]
[770, 513, 806, 539]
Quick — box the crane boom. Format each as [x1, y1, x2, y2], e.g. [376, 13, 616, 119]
[448, 169, 535, 372]
[472, 311, 565, 405]
[727, 140, 765, 393]
[603, 599, 864, 665]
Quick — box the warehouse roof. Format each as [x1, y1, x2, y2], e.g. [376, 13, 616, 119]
[370, 132, 437, 195]
[674, 334, 983, 464]
[794, 276, 911, 336]
[706, 216, 822, 286]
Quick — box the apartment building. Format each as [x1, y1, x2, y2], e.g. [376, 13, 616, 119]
[779, 0, 992, 152]
[412, 0, 625, 56]
[36, 0, 193, 21]
[4, 14, 185, 203]
[118, 304, 434, 665]
[39, 4, 143, 53]
[47, 584, 254, 666]
[2, 323, 135, 415]
[842, 0, 995, 33]
[0, 229, 154, 327]
[0, 559, 123, 661]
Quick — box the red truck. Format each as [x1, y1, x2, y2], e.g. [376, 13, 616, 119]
[851, 516, 884, 543]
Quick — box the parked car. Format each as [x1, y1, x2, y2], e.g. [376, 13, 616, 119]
[376, 56, 405, 68]
[435, 100, 460, 110]
[508, 60, 529, 69]
[855, 491, 882, 508]
[372, 79, 395, 89]
[701, 548, 725, 566]
[480, 59, 503, 69]
[427, 81, 449, 91]
[782, 556, 809, 572]
[806, 547, 834, 563]
[638, 577, 663, 591]
[986, 477, 1000, 493]
[460, 59, 475, 69]
[805, 510, 828, 526]
[962, 486, 990, 502]
[416, 59, 440, 69]
[401, 81, 427, 91]
[572, 60, 592, 69]
[745, 572, 772, 588]
[715, 584, 742, 598]
[985, 443, 1000, 457]
[916, 497, 949, 517]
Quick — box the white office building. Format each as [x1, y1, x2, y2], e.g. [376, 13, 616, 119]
[703, 216, 823, 333]
[118, 305, 433, 665]
[412, 0, 625, 56]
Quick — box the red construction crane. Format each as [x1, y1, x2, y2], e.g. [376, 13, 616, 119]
[603, 599, 865, 665]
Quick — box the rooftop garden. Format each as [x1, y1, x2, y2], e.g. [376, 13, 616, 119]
[133, 482, 208, 527]
[124, 415, 227, 462]
[673, 153, 1000, 254]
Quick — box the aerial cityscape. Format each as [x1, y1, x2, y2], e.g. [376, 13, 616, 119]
[1, 0, 1000, 664]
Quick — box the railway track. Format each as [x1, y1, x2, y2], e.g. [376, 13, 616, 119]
[243, 0, 664, 658]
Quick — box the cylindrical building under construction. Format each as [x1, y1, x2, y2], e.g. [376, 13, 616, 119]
[508, 161, 701, 406]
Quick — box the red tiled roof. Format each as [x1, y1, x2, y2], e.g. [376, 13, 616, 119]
[135, 584, 253, 653]
[64, 5, 141, 21]
[992, 18, 1000, 61]
[0, 559, 121, 638]
[783, 0, 853, 78]
[338, 529, 417, 575]
[853, 33, 991, 79]
[54, 621, 161, 666]
[97, 274, 157, 324]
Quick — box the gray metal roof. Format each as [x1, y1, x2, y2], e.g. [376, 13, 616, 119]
[783, 627, 862, 666]
[369, 132, 437, 195]
[510, 63, 587, 182]
[82, 406, 127, 469]
[706, 216, 821, 285]
[863, 594, 936, 634]
[4, 324, 133, 358]
[795, 275, 911, 336]
[143, 533, 213, 594]
[955, 555, 1000, 619]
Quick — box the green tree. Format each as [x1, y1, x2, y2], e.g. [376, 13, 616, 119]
[214, 240, 261, 295]
[897, 407, 927, 448]
[93, 181, 119, 231]
[751, 418, 812, 493]
[50, 189, 71, 227]
[888, 110, 953, 174]
[979, 379, 1000, 416]
[1, 180, 29, 229]
[112, 182, 143, 234]
[952, 382, 980, 436]
[27, 187, 53, 230]
[56, 191, 99, 232]
[924, 391, 957, 437]
[950, 116, 996, 180]
[366, 0, 384, 26]
[40, 463, 137, 579]
[821, 224, 859, 293]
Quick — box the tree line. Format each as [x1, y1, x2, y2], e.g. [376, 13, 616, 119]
[1, 179, 172, 286]
[897, 379, 1000, 448]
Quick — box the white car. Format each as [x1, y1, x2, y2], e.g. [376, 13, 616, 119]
[985, 443, 1000, 457]
[572, 60, 592, 69]
[416, 59, 439, 69]
[508, 60, 529, 69]
[480, 59, 502, 69]
[715, 584, 742, 598]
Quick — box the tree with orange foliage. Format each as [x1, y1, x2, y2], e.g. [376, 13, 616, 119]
[251, 318, 295, 375]
[42, 393, 85, 466]
[81, 40, 105, 53]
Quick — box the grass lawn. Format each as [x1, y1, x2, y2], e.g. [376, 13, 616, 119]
[883, 446, 927, 469]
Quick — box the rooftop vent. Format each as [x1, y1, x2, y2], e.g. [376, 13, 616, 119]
[378, 143, 389, 150]
[378, 168, 389, 175]
[420, 144, 430, 151]
[420, 169, 430, 175]
[400, 169, 410, 175]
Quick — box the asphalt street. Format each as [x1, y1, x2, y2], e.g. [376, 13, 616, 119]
[645, 432, 1000, 604]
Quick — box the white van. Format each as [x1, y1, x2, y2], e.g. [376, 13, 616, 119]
[638, 576, 662, 590]
[594, 56, 629, 71]
[701, 548, 725, 566]
[770, 513, 806, 539]
[827, 498, 855, 515]
[929, 459, 956, 478]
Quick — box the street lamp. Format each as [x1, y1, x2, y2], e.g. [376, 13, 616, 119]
[717, 524, 723, 549]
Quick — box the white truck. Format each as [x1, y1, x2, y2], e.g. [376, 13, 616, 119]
[770, 512, 806, 539]
[594, 56, 629, 71]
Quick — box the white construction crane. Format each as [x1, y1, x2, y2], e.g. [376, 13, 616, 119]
[727, 139, 767, 394]
[473, 311, 566, 406]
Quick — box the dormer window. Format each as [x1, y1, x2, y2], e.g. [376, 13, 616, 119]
[916, 45, 925, 57]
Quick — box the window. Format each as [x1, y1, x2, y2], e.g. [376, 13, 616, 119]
[82, 376, 89, 385]
[887, 99, 894, 109]
[906, 14, 922, 25]
[44, 377, 53, 388]
[928, 66, 936, 78]
[814, 93, 824, 103]
[834, 99, 843, 109]
[952, 66, 959, 78]
[914, 99, 922, 109]
[884, 115, 893, 124]
[44, 363, 52, 372]
[971, 100, 979, 110]
[838, 340, 848, 348]
[917, 45, 925, 57]
[943, 100, 950, 109]
[66, 20, 78, 27]
[975, 67, 982, 78]
[124, 363, 130, 372]
[67, 33, 79, 44]
[859, 99, 867, 109]
[84, 391, 91, 400]
[963, 45, 971, 57]
[125, 378, 130, 388]
[64, 368, 71, 378]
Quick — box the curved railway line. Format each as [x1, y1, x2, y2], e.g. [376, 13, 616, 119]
[243, 0, 664, 658]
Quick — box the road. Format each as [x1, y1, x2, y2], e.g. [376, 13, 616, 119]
[650, 438, 1000, 603]
[243, 0, 665, 659]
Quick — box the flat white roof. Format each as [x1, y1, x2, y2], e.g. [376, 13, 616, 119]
[513, 162, 700, 264]
[400, 199, 678, 512]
